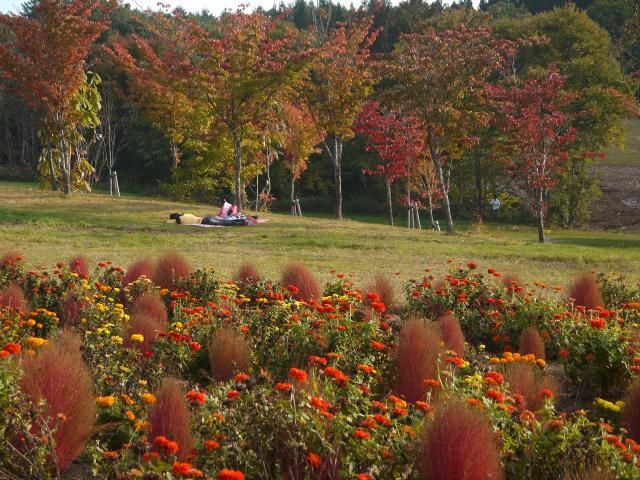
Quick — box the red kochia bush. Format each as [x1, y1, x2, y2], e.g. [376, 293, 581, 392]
[395, 319, 442, 403]
[438, 314, 465, 356]
[0, 284, 29, 311]
[568, 273, 603, 310]
[281, 262, 320, 301]
[154, 252, 191, 289]
[504, 363, 558, 411]
[133, 292, 167, 325]
[419, 400, 503, 480]
[69, 255, 89, 277]
[502, 274, 525, 297]
[125, 313, 167, 354]
[19, 330, 96, 472]
[519, 327, 546, 360]
[60, 293, 89, 325]
[208, 327, 251, 381]
[368, 273, 395, 311]
[624, 381, 640, 442]
[123, 258, 156, 286]
[235, 263, 260, 284]
[149, 378, 194, 460]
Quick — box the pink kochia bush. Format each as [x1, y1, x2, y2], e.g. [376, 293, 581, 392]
[395, 319, 442, 403]
[19, 330, 96, 472]
[60, 292, 89, 325]
[149, 377, 194, 461]
[208, 327, 251, 382]
[154, 252, 191, 289]
[125, 313, 167, 354]
[235, 263, 260, 284]
[519, 327, 546, 360]
[568, 273, 603, 310]
[281, 262, 320, 301]
[439, 313, 465, 356]
[133, 292, 168, 325]
[624, 381, 640, 442]
[69, 255, 89, 277]
[368, 273, 395, 311]
[0, 283, 29, 312]
[419, 400, 503, 480]
[504, 363, 558, 412]
[123, 258, 156, 287]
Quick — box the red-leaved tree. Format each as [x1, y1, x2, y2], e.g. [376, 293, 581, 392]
[354, 101, 424, 225]
[486, 70, 577, 243]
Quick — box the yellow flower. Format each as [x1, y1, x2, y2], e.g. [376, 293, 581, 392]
[111, 336, 123, 345]
[113, 288, 120, 294]
[489, 357, 500, 364]
[130, 334, 144, 343]
[96, 396, 116, 408]
[141, 393, 156, 405]
[121, 394, 135, 405]
[115, 304, 124, 309]
[26, 319, 36, 327]
[27, 337, 47, 348]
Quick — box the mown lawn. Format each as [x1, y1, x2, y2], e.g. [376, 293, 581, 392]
[1, 181, 640, 290]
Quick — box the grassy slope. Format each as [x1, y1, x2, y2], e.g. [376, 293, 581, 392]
[1, 182, 640, 290]
[603, 118, 640, 166]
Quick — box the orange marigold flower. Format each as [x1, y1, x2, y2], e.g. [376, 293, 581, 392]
[275, 382, 293, 392]
[204, 440, 220, 452]
[424, 378, 441, 387]
[353, 429, 371, 439]
[288, 368, 307, 382]
[310, 396, 331, 411]
[306, 451, 321, 468]
[415, 401, 433, 412]
[374, 414, 391, 426]
[445, 356, 465, 367]
[217, 469, 245, 480]
[308, 355, 327, 366]
[357, 364, 374, 374]
[483, 371, 504, 386]
[370, 340, 385, 351]
[186, 390, 206, 405]
[486, 388, 505, 403]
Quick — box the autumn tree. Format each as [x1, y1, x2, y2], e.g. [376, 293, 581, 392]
[386, 25, 513, 233]
[0, 0, 114, 194]
[487, 70, 578, 243]
[279, 101, 323, 212]
[354, 101, 423, 225]
[300, 15, 379, 219]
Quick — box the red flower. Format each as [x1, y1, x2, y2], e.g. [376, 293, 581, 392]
[353, 429, 371, 439]
[486, 388, 505, 403]
[3, 343, 21, 355]
[275, 382, 292, 392]
[186, 390, 206, 405]
[559, 348, 570, 358]
[306, 451, 321, 468]
[357, 364, 374, 374]
[153, 435, 179, 455]
[356, 474, 373, 480]
[217, 469, 245, 480]
[590, 318, 605, 329]
[467, 262, 477, 269]
[287, 284, 299, 295]
[374, 414, 391, 426]
[0, 350, 9, 359]
[234, 373, 249, 382]
[288, 368, 307, 382]
[226, 390, 240, 400]
[445, 356, 465, 367]
[172, 462, 202, 477]
[189, 342, 201, 352]
[204, 440, 220, 452]
[540, 388, 554, 399]
[483, 371, 504, 386]
[370, 340, 385, 351]
[308, 355, 327, 366]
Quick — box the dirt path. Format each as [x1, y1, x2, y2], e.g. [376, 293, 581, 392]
[591, 164, 640, 230]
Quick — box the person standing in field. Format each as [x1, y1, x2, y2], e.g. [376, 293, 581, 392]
[490, 195, 501, 220]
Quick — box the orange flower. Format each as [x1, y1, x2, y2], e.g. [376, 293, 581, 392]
[234, 373, 249, 382]
[486, 388, 505, 403]
[356, 474, 374, 480]
[275, 382, 292, 392]
[357, 364, 374, 374]
[370, 340, 385, 351]
[374, 414, 391, 426]
[306, 451, 321, 468]
[153, 435, 179, 455]
[204, 440, 220, 452]
[590, 318, 606, 329]
[227, 390, 240, 400]
[186, 390, 206, 405]
[415, 401, 433, 412]
[353, 429, 371, 439]
[288, 368, 307, 382]
[217, 469, 245, 480]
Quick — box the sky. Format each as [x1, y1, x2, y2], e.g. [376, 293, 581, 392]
[0, 0, 413, 15]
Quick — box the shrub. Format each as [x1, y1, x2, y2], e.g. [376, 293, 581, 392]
[0, 284, 29, 312]
[519, 327, 545, 360]
[60, 293, 89, 325]
[19, 330, 96, 472]
[208, 327, 251, 382]
[503, 363, 558, 411]
[133, 292, 167, 326]
[154, 252, 191, 290]
[624, 381, 640, 442]
[123, 258, 156, 287]
[149, 377, 194, 460]
[368, 273, 395, 311]
[419, 400, 503, 480]
[502, 273, 525, 297]
[69, 255, 89, 277]
[438, 314, 465, 356]
[568, 273, 603, 310]
[235, 263, 260, 284]
[125, 313, 167, 354]
[395, 318, 442, 403]
[281, 262, 320, 301]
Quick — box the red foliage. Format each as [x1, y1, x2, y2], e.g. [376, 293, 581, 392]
[149, 378, 194, 461]
[395, 319, 442, 403]
[154, 252, 191, 289]
[281, 262, 320, 302]
[438, 314, 465, 356]
[208, 327, 251, 382]
[69, 255, 89, 277]
[368, 273, 395, 311]
[60, 293, 89, 325]
[125, 313, 167, 354]
[234, 263, 260, 284]
[0, 284, 29, 312]
[419, 400, 503, 480]
[568, 273, 603, 310]
[504, 363, 557, 411]
[19, 330, 96, 472]
[624, 381, 640, 442]
[133, 292, 167, 326]
[519, 327, 545, 360]
[123, 258, 156, 287]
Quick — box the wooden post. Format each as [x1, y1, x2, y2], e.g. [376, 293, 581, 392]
[296, 198, 302, 217]
[415, 205, 422, 230]
[113, 171, 120, 197]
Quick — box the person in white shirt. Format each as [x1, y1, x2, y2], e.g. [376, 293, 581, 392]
[489, 196, 501, 219]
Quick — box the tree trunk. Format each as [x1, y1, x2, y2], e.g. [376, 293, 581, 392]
[232, 127, 243, 209]
[170, 140, 180, 171]
[385, 177, 394, 226]
[537, 188, 545, 243]
[427, 192, 435, 229]
[47, 146, 58, 191]
[433, 154, 455, 233]
[333, 137, 343, 220]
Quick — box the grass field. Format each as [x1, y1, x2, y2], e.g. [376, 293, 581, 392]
[1, 181, 640, 292]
